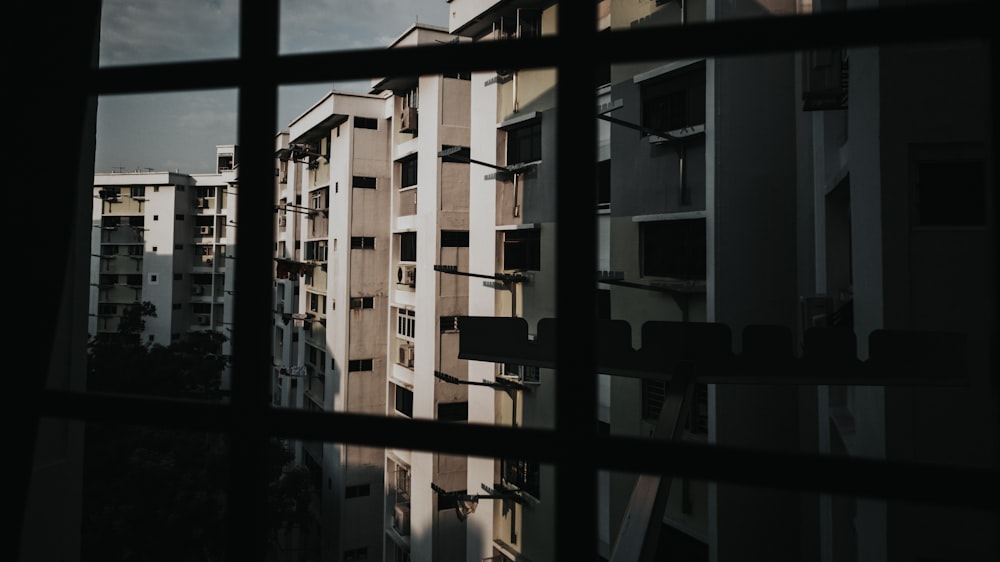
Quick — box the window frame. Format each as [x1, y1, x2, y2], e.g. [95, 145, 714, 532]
[20, 3, 997, 562]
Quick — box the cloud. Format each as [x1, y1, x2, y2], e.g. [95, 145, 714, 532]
[99, 0, 240, 66]
[279, 0, 448, 54]
[95, 0, 449, 173]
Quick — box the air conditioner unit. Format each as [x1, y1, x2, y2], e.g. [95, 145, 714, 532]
[398, 343, 414, 368]
[196, 314, 211, 326]
[277, 216, 287, 227]
[400, 107, 418, 134]
[397, 264, 416, 288]
[350, 297, 363, 309]
[199, 226, 212, 235]
[500, 363, 540, 385]
[393, 503, 411, 536]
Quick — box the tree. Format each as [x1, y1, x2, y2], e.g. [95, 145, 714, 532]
[82, 303, 315, 561]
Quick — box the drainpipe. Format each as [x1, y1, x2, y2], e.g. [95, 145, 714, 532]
[512, 172, 520, 218]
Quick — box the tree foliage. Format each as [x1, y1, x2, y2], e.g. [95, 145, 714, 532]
[82, 302, 315, 561]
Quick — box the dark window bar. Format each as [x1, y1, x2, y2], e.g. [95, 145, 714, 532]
[15, 2, 999, 562]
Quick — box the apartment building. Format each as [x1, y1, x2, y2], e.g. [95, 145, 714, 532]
[797, 3, 997, 561]
[273, 90, 393, 561]
[90, 145, 238, 387]
[369, 23, 475, 562]
[446, 2, 567, 560]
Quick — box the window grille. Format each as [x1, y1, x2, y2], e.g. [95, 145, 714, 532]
[17, 3, 997, 562]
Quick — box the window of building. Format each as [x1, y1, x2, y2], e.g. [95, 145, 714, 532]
[640, 218, 706, 279]
[350, 236, 375, 249]
[350, 296, 374, 309]
[501, 458, 540, 499]
[352, 176, 377, 189]
[640, 61, 706, 134]
[344, 547, 368, 561]
[439, 316, 459, 333]
[502, 229, 541, 271]
[399, 155, 418, 188]
[353, 116, 378, 130]
[397, 308, 415, 338]
[911, 147, 986, 227]
[506, 120, 542, 165]
[440, 145, 470, 163]
[399, 232, 416, 261]
[131, 185, 145, 198]
[440, 230, 469, 247]
[394, 385, 414, 418]
[348, 359, 373, 372]
[345, 484, 371, 499]
[437, 402, 468, 422]
[218, 152, 236, 171]
[305, 240, 328, 261]
[597, 159, 611, 209]
[310, 188, 327, 211]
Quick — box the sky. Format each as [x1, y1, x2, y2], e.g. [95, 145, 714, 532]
[95, 0, 450, 174]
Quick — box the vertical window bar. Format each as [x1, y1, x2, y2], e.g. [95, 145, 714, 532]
[230, 2, 279, 562]
[556, 2, 599, 559]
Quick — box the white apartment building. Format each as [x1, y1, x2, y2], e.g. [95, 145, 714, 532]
[90, 145, 238, 387]
[369, 23, 475, 562]
[273, 90, 393, 561]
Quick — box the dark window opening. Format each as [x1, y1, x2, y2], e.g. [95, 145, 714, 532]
[440, 316, 460, 333]
[501, 458, 540, 499]
[641, 219, 706, 279]
[350, 297, 374, 309]
[641, 62, 706, 134]
[441, 230, 469, 248]
[348, 359, 373, 372]
[441, 145, 470, 163]
[353, 176, 377, 189]
[597, 159, 611, 209]
[400, 155, 418, 188]
[437, 402, 468, 422]
[506, 121, 542, 165]
[503, 229, 541, 271]
[399, 232, 417, 261]
[345, 484, 371, 499]
[913, 158, 986, 226]
[395, 385, 414, 418]
[354, 116, 378, 130]
[351, 236, 375, 249]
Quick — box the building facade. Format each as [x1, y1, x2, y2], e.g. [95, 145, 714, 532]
[90, 145, 238, 387]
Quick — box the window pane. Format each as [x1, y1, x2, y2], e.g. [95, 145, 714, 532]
[87, 91, 238, 399]
[81, 423, 230, 560]
[43, 2, 995, 562]
[99, 0, 239, 67]
[603, 39, 995, 473]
